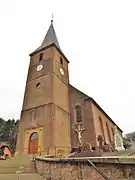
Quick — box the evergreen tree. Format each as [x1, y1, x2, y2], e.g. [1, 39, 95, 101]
[0, 118, 19, 153]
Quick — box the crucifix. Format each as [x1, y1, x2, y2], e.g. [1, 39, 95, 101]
[75, 124, 85, 145]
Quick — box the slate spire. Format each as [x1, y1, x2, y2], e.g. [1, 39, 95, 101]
[33, 20, 60, 53]
[41, 20, 60, 49]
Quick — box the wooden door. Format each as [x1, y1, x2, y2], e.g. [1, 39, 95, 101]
[28, 132, 38, 154]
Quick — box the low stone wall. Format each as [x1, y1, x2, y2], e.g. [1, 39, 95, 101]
[35, 157, 135, 179]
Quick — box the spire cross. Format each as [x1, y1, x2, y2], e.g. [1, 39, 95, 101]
[51, 14, 54, 23]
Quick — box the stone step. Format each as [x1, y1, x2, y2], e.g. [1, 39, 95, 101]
[0, 155, 37, 174]
[0, 166, 36, 174]
[0, 162, 36, 173]
[0, 173, 41, 180]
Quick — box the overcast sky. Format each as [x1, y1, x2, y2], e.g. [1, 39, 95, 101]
[0, 0, 135, 134]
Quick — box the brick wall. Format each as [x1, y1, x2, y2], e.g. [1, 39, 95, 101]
[35, 157, 135, 180]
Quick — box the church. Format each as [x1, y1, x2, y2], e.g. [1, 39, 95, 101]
[15, 20, 123, 156]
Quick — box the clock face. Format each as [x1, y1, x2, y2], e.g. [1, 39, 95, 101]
[60, 68, 64, 75]
[37, 64, 43, 71]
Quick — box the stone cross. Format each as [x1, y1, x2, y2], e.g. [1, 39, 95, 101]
[75, 124, 85, 145]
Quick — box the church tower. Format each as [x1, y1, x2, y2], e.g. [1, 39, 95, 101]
[16, 21, 71, 156]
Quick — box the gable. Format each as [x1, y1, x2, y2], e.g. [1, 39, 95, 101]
[69, 84, 89, 105]
[69, 84, 123, 133]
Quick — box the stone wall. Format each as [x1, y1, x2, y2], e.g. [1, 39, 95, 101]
[35, 157, 135, 180]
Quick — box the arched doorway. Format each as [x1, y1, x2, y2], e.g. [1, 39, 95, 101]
[28, 132, 38, 154]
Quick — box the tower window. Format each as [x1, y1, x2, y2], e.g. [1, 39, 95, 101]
[60, 57, 63, 65]
[75, 105, 82, 123]
[39, 53, 43, 61]
[31, 109, 36, 122]
[36, 82, 41, 88]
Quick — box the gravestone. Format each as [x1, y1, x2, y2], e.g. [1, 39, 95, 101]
[114, 126, 125, 151]
[97, 135, 104, 152]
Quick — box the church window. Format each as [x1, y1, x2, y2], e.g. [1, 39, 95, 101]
[106, 123, 111, 143]
[75, 105, 82, 123]
[36, 82, 41, 88]
[99, 117, 105, 140]
[60, 57, 63, 65]
[111, 127, 114, 136]
[39, 53, 43, 61]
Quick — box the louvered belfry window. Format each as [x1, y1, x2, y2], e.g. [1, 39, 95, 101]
[39, 53, 43, 61]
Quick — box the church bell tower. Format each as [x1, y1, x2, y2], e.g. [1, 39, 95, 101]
[15, 20, 71, 156]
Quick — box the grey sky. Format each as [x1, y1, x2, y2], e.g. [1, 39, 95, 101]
[0, 0, 135, 134]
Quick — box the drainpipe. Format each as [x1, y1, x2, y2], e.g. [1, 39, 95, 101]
[88, 159, 110, 180]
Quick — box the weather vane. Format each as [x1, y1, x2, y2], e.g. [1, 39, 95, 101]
[51, 14, 54, 23]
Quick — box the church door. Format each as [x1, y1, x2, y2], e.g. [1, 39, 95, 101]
[28, 132, 38, 154]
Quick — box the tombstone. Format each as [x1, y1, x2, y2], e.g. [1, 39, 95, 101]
[114, 126, 125, 151]
[83, 141, 91, 152]
[110, 141, 115, 151]
[97, 135, 104, 152]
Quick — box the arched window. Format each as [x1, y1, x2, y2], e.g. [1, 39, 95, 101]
[106, 123, 111, 143]
[39, 53, 43, 61]
[111, 127, 114, 136]
[75, 105, 82, 123]
[60, 57, 63, 65]
[99, 117, 105, 140]
[29, 132, 38, 140]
